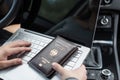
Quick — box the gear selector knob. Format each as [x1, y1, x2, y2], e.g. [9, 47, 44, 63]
[100, 69, 114, 80]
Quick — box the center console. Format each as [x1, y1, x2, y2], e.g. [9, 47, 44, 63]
[86, 0, 120, 79]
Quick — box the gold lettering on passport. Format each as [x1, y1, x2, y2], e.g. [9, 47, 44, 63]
[50, 49, 58, 57]
[41, 57, 50, 64]
[42, 60, 47, 64]
[55, 42, 64, 51]
[39, 57, 49, 67]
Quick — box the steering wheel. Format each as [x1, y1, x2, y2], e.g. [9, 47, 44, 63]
[0, 0, 22, 28]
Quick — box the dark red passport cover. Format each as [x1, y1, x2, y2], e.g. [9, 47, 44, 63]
[28, 36, 78, 78]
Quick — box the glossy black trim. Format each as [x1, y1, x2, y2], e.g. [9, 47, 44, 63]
[113, 14, 120, 80]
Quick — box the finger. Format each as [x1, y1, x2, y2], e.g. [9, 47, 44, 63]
[81, 65, 87, 74]
[52, 62, 66, 75]
[6, 47, 31, 56]
[77, 65, 87, 73]
[0, 58, 22, 69]
[80, 65, 87, 79]
[9, 40, 31, 47]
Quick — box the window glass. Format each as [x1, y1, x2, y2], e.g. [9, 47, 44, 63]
[38, 0, 79, 23]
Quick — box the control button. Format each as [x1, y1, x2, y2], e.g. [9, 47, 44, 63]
[100, 16, 109, 26]
[104, 0, 111, 4]
[97, 15, 112, 28]
[101, 69, 112, 80]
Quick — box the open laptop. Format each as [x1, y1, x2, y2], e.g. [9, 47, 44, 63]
[0, 0, 101, 80]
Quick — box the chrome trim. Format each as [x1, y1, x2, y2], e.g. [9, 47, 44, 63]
[93, 40, 113, 45]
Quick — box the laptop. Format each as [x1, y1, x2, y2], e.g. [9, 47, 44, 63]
[0, 0, 101, 80]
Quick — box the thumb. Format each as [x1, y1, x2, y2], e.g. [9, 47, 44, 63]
[52, 62, 66, 75]
[0, 58, 22, 69]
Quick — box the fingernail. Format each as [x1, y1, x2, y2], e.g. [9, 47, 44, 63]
[52, 62, 56, 68]
[17, 59, 22, 63]
[28, 48, 31, 50]
[28, 42, 31, 44]
[52, 62, 56, 66]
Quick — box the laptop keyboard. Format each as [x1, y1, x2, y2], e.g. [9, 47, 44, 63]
[11, 32, 83, 70]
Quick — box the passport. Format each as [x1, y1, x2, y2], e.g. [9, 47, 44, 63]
[28, 36, 78, 78]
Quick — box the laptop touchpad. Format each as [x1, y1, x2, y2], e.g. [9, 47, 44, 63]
[4, 64, 47, 80]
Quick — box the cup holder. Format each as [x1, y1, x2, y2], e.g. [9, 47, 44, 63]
[84, 46, 103, 69]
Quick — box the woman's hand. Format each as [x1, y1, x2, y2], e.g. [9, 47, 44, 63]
[52, 62, 87, 80]
[0, 40, 31, 69]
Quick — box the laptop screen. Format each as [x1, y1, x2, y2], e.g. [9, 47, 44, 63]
[44, 0, 101, 47]
[53, 0, 101, 47]
[81, 0, 101, 47]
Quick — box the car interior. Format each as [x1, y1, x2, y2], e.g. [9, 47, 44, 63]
[0, 0, 120, 80]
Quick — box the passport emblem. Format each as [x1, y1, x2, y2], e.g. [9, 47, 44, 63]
[50, 49, 58, 57]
